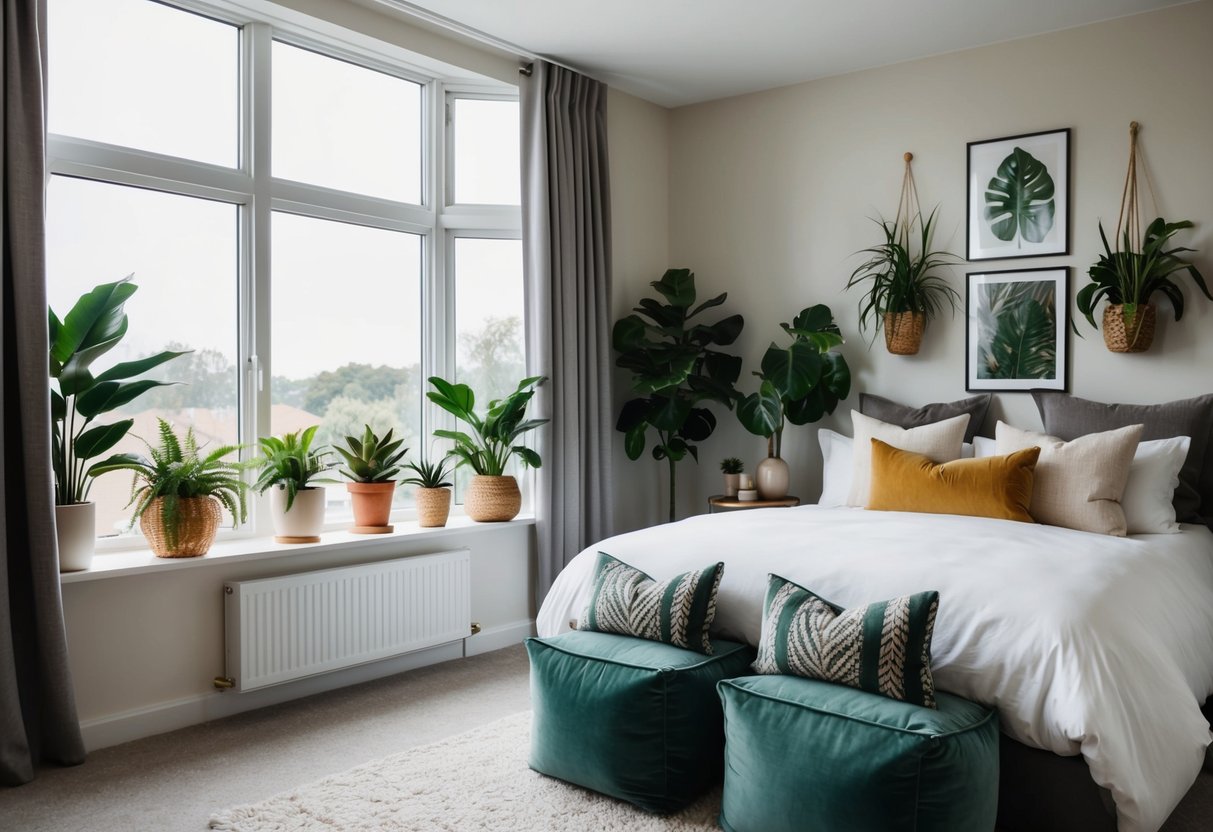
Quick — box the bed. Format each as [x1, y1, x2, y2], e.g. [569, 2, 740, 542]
[536, 505, 1213, 832]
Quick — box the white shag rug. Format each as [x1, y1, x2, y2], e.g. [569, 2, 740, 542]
[209, 711, 721, 831]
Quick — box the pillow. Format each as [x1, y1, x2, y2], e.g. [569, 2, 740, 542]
[848, 411, 970, 507]
[973, 436, 997, 458]
[995, 421, 1142, 536]
[1032, 391, 1213, 524]
[860, 392, 991, 444]
[1123, 436, 1191, 534]
[752, 574, 940, 708]
[579, 553, 723, 654]
[818, 429, 973, 507]
[867, 439, 1039, 524]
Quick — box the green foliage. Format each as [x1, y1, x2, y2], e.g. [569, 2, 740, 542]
[333, 425, 408, 483]
[984, 147, 1056, 245]
[719, 457, 744, 474]
[736, 305, 851, 454]
[401, 455, 454, 489]
[613, 268, 745, 522]
[427, 376, 548, 476]
[140, 343, 234, 410]
[301, 363, 411, 415]
[975, 281, 1057, 380]
[49, 276, 189, 506]
[252, 427, 335, 511]
[1076, 217, 1210, 332]
[458, 316, 526, 406]
[89, 419, 247, 551]
[845, 209, 961, 344]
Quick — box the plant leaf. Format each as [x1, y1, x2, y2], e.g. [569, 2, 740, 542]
[984, 147, 1056, 244]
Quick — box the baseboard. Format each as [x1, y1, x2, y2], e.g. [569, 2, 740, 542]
[464, 618, 535, 656]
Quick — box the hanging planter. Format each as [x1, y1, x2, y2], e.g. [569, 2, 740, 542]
[883, 310, 925, 355]
[1076, 122, 1210, 352]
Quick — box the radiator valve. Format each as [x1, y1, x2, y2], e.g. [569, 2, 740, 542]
[469, 622, 482, 636]
[213, 676, 235, 690]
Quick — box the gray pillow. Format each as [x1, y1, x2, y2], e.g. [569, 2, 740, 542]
[1031, 391, 1213, 525]
[859, 393, 991, 444]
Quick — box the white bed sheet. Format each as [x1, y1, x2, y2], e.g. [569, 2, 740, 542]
[537, 506, 1213, 832]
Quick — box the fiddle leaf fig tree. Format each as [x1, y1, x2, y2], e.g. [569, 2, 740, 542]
[614, 268, 745, 522]
[737, 304, 851, 457]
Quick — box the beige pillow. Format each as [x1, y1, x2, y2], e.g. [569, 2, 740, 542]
[847, 411, 970, 506]
[995, 421, 1143, 536]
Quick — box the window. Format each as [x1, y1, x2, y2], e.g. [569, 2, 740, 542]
[46, 0, 523, 541]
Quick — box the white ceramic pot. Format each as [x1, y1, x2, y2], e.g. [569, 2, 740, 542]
[56, 502, 96, 572]
[755, 456, 790, 500]
[270, 486, 326, 542]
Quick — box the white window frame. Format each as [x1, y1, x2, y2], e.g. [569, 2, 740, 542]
[46, 0, 522, 549]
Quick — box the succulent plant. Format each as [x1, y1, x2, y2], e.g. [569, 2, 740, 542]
[334, 425, 408, 483]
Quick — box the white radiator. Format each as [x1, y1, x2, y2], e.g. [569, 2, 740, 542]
[223, 549, 471, 693]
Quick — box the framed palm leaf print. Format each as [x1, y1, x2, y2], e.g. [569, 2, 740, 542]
[967, 128, 1070, 261]
[966, 268, 1068, 392]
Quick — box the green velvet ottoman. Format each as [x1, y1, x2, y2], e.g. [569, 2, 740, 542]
[526, 630, 755, 813]
[717, 675, 1000, 832]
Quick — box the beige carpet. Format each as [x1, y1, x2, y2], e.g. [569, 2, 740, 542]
[209, 711, 719, 831]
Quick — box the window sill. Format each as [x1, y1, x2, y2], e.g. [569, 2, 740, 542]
[59, 515, 536, 585]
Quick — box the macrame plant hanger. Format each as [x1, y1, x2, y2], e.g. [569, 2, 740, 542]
[884, 152, 927, 355]
[1116, 121, 1149, 258]
[894, 151, 923, 251]
[1110, 121, 1159, 351]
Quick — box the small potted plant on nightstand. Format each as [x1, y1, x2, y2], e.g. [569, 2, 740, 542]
[720, 457, 744, 497]
[253, 427, 335, 543]
[333, 425, 408, 534]
[402, 455, 455, 528]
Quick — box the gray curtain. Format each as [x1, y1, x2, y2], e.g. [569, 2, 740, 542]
[1, 0, 85, 784]
[521, 61, 614, 602]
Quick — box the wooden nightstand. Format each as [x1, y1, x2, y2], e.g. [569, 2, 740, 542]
[708, 495, 801, 513]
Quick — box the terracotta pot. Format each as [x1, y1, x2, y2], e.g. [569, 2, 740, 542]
[347, 481, 396, 533]
[1103, 303, 1155, 353]
[415, 487, 452, 528]
[465, 475, 521, 522]
[270, 486, 326, 543]
[883, 311, 925, 355]
[141, 495, 222, 558]
[56, 502, 96, 572]
[722, 473, 741, 498]
[755, 456, 790, 500]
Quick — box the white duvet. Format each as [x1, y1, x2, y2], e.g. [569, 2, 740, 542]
[537, 506, 1213, 832]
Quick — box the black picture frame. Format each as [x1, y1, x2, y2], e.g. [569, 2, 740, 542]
[966, 267, 1069, 393]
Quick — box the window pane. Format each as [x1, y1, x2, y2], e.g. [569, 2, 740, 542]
[271, 214, 422, 515]
[273, 42, 421, 203]
[452, 99, 520, 205]
[48, 0, 238, 167]
[47, 177, 240, 537]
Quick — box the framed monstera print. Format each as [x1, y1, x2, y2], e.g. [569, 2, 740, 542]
[966, 128, 1070, 261]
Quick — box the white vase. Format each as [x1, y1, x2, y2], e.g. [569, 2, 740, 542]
[755, 456, 790, 500]
[56, 502, 96, 572]
[270, 486, 326, 542]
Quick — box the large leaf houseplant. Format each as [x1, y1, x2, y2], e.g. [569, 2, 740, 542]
[736, 305, 851, 498]
[49, 277, 187, 570]
[427, 375, 547, 522]
[253, 427, 335, 542]
[614, 268, 745, 522]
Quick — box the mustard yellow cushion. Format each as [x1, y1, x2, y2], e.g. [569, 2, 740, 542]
[867, 439, 1040, 523]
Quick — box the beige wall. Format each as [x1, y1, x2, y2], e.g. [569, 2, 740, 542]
[655, 0, 1213, 516]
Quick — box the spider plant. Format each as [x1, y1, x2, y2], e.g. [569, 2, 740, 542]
[252, 427, 335, 511]
[91, 419, 248, 551]
[333, 425, 408, 483]
[1076, 217, 1210, 331]
[402, 455, 454, 489]
[845, 208, 961, 343]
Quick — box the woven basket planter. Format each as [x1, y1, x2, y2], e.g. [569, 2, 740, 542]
[415, 487, 452, 528]
[141, 495, 222, 558]
[1103, 304, 1156, 353]
[883, 311, 925, 355]
[465, 475, 521, 522]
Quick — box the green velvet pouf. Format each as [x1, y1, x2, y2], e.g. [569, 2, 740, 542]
[526, 630, 755, 813]
[718, 675, 1000, 832]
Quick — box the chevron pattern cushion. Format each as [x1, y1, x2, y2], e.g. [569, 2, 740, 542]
[752, 574, 940, 708]
[579, 553, 724, 654]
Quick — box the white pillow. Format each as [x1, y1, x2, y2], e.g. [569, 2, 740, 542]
[818, 429, 973, 508]
[1123, 436, 1190, 534]
[973, 436, 997, 458]
[847, 412, 970, 507]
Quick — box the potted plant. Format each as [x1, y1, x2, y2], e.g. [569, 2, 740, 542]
[427, 375, 548, 522]
[49, 277, 187, 570]
[720, 457, 744, 497]
[91, 419, 247, 558]
[333, 425, 408, 534]
[402, 455, 455, 528]
[845, 209, 960, 355]
[613, 268, 745, 523]
[1076, 218, 1210, 353]
[253, 427, 335, 543]
[737, 304, 851, 499]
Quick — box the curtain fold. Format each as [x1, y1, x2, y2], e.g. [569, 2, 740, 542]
[1, 0, 86, 784]
[521, 62, 615, 602]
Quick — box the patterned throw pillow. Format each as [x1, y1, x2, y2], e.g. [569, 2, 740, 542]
[579, 553, 724, 654]
[752, 574, 940, 708]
